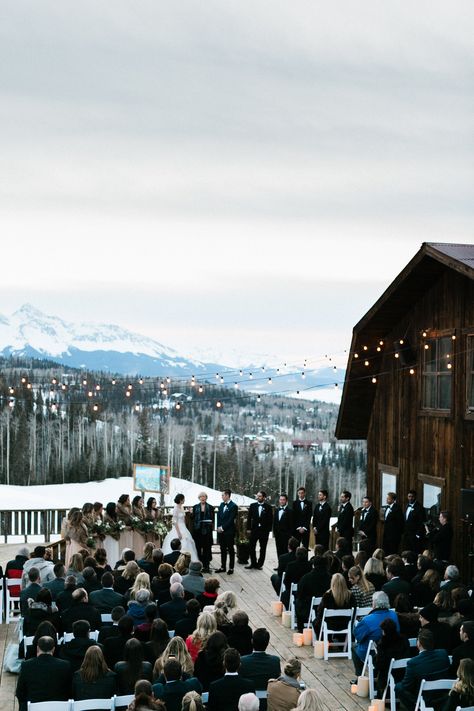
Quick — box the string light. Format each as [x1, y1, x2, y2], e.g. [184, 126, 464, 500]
[363, 346, 368, 351]
[249, 373, 253, 379]
[216, 401, 222, 408]
[409, 368, 415, 375]
[21, 377, 26, 384]
[198, 385, 203, 393]
[93, 404, 99, 412]
[364, 360, 369, 366]
[134, 404, 140, 411]
[379, 341, 384, 346]
[126, 391, 131, 397]
[127, 384, 132, 390]
[95, 384, 100, 391]
[399, 339, 404, 345]
[166, 377, 171, 383]
[376, 347, 381, 352]
[239, 370, 243, 376]
[452, 335, 456, 340]
[394, 353, 399, 359]
[27, 383, 32, 390]
[268, 377, 272, 383]
[447, 363, 452, 370]
[372, 377, 377, 384]
[301, 372, 305, 379]
[139, 378, 143, 385]
[422, 331, 427, 338]
[256, 395, 261, 403]
[424, 344, 429, 350]
[112, 380, 116, 385]
[82, 379, 87, 386]
[175, 402, 181, 410]
[354, 353, 359, 359]
[61, 384, 66, 390]
[88, 391, 93, 397]
[52, 378, 57, 385]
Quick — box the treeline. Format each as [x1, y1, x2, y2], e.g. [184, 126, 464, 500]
[0, 358, 366, 507]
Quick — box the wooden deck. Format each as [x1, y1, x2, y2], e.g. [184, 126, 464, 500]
[0, 540, 370, 711]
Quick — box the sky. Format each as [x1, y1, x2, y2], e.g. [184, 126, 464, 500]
[0, 1, 472, 369]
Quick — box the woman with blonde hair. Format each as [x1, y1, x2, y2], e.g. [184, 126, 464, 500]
[443, 658, 474, 710]
[66, 552, 86, 584]
[115, 560, 140, 596]
[314, 572, 355, 637]
[153, 635, 194, 678]
[215, 589, 238, 611]
[267, 658, 302, 711]
[291, 689, 324, 711]
[186, 611, 217, 661]
[176, 551, 192, 576]
[363, 556, 386, 591]
[181, 690, 205, 711]
[127, 571, 152, 601]
[348, 565, 375, 607]
[372, 548, 386, 563]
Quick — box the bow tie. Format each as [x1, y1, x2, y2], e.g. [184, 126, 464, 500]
[279, 507, 285, 511]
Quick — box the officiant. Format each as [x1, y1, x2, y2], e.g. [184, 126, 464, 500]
[192, 492, 215, 573]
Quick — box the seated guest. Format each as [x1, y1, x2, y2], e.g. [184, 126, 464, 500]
[347, 565, 375, 609]
[451, 620, 474, 676]
[240, 628, 280, 699]
[182, 690, 205, 711]
[374, 617, 410, 693]
[382, 562, 411, 606]
[411, 554, 435, 587]
[61, 587, 101, 632]
[419, 602, 453, 652]
[98, 604, 125, 644]
[153, 658, 202, 711]
[194, 630, 228, 690]
[20, 567, 42, 615]
[90, 571, 125, 613]
[363, 557, 386, 591]
[411, 567, 440, 607]
[138, 542, 157, 576]
[433, 589, 454, 621]
[442, 658, 474, 711]
[394, 593, 420, 638]
[401, 550, 418, 582]
[93, 548, 112, 582]
[323, 550, 342, 576]
[314, 573, 356, 638]
[72, 644, 116, 699]
[207, 648, 254, 711]
[441, 564, 465, 593]
[227, 610, 253, 656]
[114, 637, 153, 693]
[60, 619, 99, 672]
[186, 611, 217, 662]
[352, 591, 400, 676]
[176, 551, 192, 576]
[143, 618, 170, 665]
[126, 571, 153, 602]
[196, 577, 220, 609]
[149, 548, 164, 578]
[25, 620, 59, 660]
[127, 587, 152, 627]
[290, 689, 324, 711]
[82, 566, 101, 595]
[114, 547, 136, 571]
[57, 574, 78, 613]
[24, 588, 62, 636]
[5, 546, 29, 591]
[67, 552, 86, 585]
[395, 629, 450, 710]
[127, 679, 166, 711]
[214, 600, 233, 637]
[21, 545, 55, 587]
[15, 635, 72, 711]
[175, 598, 201, 640]
[135, 602, 158, 641]
[295, 556, 331, 632]
[334, 537, 352, 560]
[159, 582, 187, 630]
[267, 658, 302, 711]
[151, 562, 174, 605]
[271, 536, 299, 596]
[44, 562, 66, 600]
[154, 635, 195, 679]
[281, 547, 311, 610]
[341, 554, 355, 582]
[114, 560, 140, 595]
[182, 560, 206, 597]
[103, 614, 134, 668]
[164, 538, 182, 566]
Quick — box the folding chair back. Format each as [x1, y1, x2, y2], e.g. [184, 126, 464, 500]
[0, 578, 3, 622]
[113, 695, 134, 709]
[290, 583, 298, 629]
[319, 608, 353, 660]
[387, 657, 411, 711]
[256, 690, 268, 699]
[361, 639, 376, 700]
[307, 596, 322, 630]
[27, 702, 72, 711]
[455, 707, 474, 711]
[355, 606, 372, 621]
[101, 613, 112, 623]
[72, 700, 113, 711]
[201, 692, 209, 704]
[5, 578, 21, 623]
[414, 678, 455, 711]
[279, 572, 286, 602]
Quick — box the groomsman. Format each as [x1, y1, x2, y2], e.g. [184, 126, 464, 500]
[192, 492, 215, 573]
[333, 490, 354, 551]
[401, 489, 426, 552]
[246, 491, 273, 569]
[312, 489, 332, 551]
[358, 495, 378, 554]
[273, 494, 294, 561]
[215, 489, 238, 575]
[292, 487, 312, 548]
[382, 491, 404, 554]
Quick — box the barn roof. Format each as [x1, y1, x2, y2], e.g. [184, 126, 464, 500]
[335, 242, 474, 440]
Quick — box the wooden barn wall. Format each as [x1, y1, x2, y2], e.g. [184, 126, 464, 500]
[366, 269, 474, 572]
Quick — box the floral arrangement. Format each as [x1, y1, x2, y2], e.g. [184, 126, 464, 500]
[87, 517, 168, 542]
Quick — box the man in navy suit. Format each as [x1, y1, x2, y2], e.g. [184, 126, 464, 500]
[292, 486, 312, 548]
[208, 648, 255, 711]
[240, 628, 280, 704]
[312, 489, 332, 551]
[216, 489, 238, 574]
[246, 491, 273, 569]
[395, 628, 450, 709]
[153, 658, 202, 711]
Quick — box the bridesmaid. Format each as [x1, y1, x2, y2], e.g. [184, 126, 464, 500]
[117, 495, 133, 524]
[65, 510, 89, 567]
[132, 495, 146, 520]
[82, 502, 95, 529]
[132, 495, 146, 553]
[102, 502, 120, 568]
[145, 497, 159, 521]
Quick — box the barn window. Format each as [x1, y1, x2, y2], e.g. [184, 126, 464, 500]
[467, 335, 474, 413]
[422, 335, 452, 410]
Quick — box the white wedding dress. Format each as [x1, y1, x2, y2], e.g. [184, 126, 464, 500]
[162, 505, 199, 562]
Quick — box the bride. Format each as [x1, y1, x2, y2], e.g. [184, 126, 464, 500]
[162, 493, 199, 562]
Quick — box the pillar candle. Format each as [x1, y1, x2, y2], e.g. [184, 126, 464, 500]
[302, 628, 312, 645]
[350, 684, 358, 694]
[293, 632, 304, 646]
[371, 700, 386, 710]
[313, 640, 325, 659]
[357, 676, 369, 697]
[271, 600, 283, 616]
[282, 611, 292, 628]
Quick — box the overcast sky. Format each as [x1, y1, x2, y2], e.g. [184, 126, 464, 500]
[0, 1, 472, 369]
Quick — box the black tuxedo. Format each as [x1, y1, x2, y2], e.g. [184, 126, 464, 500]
[382, 502, 405, 554]
[312, 501, 332, 550]
[401, 500, 426, 552]
[192, 502, 215, 568]
[208, 673, 256, 711]
[428, 522, 453, 561]
[273, 505, 294, 559]
[153, 678, 202, 711]
[16, 654, 72, 711]
[217, 500, 238, 570]
[247, 501, 273, 567]
[292, 498, 313, 548]
[336, 502, 354, 548]
[358, 506, 378, 554]
[163, 550, 181, 566]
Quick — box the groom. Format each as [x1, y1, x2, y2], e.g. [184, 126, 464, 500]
[215, 489, 238, 575]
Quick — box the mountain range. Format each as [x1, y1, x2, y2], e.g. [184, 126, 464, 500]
[0, 304, 344, 399]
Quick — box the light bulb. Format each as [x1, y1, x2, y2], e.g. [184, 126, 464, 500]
[364, 360, 369, 366]
[372, 377, 377, 384]
[409, 368, 415, 375]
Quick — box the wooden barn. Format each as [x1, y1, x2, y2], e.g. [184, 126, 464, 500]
[335, 242, 474, 574]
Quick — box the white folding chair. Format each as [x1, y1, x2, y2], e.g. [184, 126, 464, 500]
[23, 635, 35, 648]
[319, 608, 353, 660]
[5, 578, 21, 623]
[0, 577, 3, 622]
[414, 678, 455, 711]
[386, 657, 411, 711]
[101, 613, 112, 623]
[289, 583, 298, 629]
[72, 700, 113, 711]
[201, 692, 209, 704]
[455, 707, 474, 711]
[354, 606, 372, 624]
[279, 572, 286, 602]
[27, 702, 72, 711]
[168, 630, 175, 638]
[90, 630, 99, 641]
[360, 639, 376, 700]
[113, 695, 134, 709]
[256, 690, 268, 699]
[307, 596, 322, 630]
[62, 632, 74, 643]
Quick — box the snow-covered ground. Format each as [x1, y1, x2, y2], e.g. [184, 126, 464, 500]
[0, 476, 254, 511]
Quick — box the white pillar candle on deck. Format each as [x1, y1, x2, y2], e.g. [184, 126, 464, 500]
[356, 676, 369, 697]
[313, 640, 325, 658]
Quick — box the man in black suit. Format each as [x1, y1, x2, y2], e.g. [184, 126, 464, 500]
[192, 492, 215, 573]
[281, 546, 311, 609]
[20, 567, 42, 615]
[246, 490, 273, 570]
[97, 605, 125, 644]
[208, 648, 256, 711]
[16, 635, 72, 711]
[153, 658, 202, 711]
[43, 562, 66, 600]
[216, 489, 238, 574]
[382, 492, 405, 554]
[272, 493, 294, 562]
[60, 587, 102, 632]
[292, 486, 312, 548]
[89, 571, 124, 613]
[295, 555, 331, 631]
[60, 619, 100, 672]
[163, 538, 182, 566]
[358, 496, 378, 555]
[103, 614, 133, 667]
[395, 629, 450, 710]
[271, 536, 299, 595]
[333, 490, 354, 551]
[401, 489, 426, 553]
[174, 598, 201, 639]
[451, 621, 474, 676]
[312, 489, 332, 551]
[240, 628, 280, 707]
[158, 582, 187, 630]
[382, 562, 412, 605]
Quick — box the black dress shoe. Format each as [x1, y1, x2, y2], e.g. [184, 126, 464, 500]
[273, 567, 278, 571]
[202, 567, 211, 574]
[214, 568, 225, 573]
[244, 565, 256, 569]
[227, 569, 234, 574]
